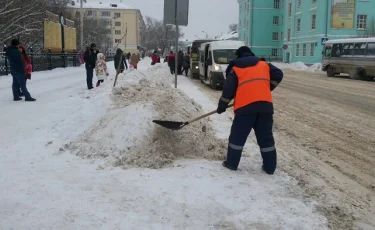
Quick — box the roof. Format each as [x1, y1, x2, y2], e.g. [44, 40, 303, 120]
[219, 31, 238, 40]
[68, 0, 135, 10]
[325, 37, 375, 44]
[200, 40, 245, 50]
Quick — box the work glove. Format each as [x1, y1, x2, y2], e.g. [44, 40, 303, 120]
[217, 106, 227, 114]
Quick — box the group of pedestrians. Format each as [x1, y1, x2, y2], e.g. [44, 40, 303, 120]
[166, 51, 190, 76]
[6, 39, 35, 102]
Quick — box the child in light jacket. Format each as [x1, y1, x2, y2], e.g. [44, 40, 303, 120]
[95, 53, 109, 87]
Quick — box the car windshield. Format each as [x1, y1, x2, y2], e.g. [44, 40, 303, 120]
[213, 49, 237, 64]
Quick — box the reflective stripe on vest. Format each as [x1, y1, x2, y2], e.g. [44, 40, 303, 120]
[232, 62, 272, 111]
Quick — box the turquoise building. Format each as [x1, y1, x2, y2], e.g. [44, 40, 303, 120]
[238, 0, 375, 64]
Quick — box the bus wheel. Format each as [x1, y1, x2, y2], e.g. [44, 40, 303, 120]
[326, 66, 336, 77]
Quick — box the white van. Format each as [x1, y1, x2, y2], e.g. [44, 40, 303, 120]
[198, 40, 245, 89]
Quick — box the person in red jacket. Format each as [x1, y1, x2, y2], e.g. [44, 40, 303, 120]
[17, 44, 32, 96]
[151, 50, 159, 65]
[167, 51, 176, 74]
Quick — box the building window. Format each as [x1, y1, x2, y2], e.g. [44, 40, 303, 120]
[312, 0, 316, 3]
[273, 16, 279, 25]
[287, 29, 291, 41]
[311, 15, 316, 30]
[310, 43, 314, 56]
[298, 0, 301, 7]
[296, 44, 299, 56]
[357, 15, 367, 29]
[115, 21, 121, 26]
[272, 49, 278, 56]
[274, 0, 280, 9]
[87, 11, 96, 17]
[281, 0, 284, 8]
[280, 16, 283, 25]
[114, 12, 121, 18]
[115, 30, 121, 35]
[302, 44, 307, 56]
[101, 11, 110, 17]
[115, 39, 122, 43]
[272, 32, 279, 41]
[288, 3, 292, 17]
[296, 18, 301, 33]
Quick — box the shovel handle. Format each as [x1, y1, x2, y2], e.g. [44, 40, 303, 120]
[188, 103, 234, 124]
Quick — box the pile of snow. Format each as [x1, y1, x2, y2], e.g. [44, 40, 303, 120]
[219, 31, 238, 40]
[64, 62, 226, 169]
[272, 61, 322, 72]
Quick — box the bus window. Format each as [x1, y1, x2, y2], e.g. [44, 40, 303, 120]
[366, 43, 375, 57]
[331, 43, 342, 57]
[342, 43, 354, 56]
[353, 43, 366, 56]
[324, 46, 332, 57]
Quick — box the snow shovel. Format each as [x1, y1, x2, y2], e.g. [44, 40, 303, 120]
[153, 104, 234, 130]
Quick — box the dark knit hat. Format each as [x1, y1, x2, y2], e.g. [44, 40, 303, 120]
[90, 43, 96, 48]
[235, 46, 255, 57]
[11, 39, 20, 46]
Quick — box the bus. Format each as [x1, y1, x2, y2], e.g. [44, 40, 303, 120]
[190, 39, 218, 79]
[322, 38, 375, 81]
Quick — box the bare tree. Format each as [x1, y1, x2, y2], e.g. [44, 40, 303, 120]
[142, 16, 184, 55]
[228, 23, 238, 32]
[74, 15, 112, 51]
[0, 0, 46, 45]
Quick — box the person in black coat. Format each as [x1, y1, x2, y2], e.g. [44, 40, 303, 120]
[177, 51, 183, 74]
[83, 43, 97, 90]
[6, 39, 35, 101]
[114, 48, 128, 73]
[182, 52, 190, 76]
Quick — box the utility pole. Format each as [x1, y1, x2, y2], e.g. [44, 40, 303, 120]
[80, 0, 84, 51]
[174, 0, 178, 88]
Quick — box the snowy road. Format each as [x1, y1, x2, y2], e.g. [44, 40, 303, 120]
[0, 62, 329, 229]
[184, 68, 375, 229]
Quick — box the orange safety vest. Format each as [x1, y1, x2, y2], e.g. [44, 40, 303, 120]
[232, 61, 272, 111]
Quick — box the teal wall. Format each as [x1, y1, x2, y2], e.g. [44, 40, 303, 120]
[238, 0, 375, 64]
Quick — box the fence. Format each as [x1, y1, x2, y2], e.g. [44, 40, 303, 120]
[257, 55, 283, 62]
[0, 51, 115, 76]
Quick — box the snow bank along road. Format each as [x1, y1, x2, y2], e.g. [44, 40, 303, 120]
[189, 68, 375, 229]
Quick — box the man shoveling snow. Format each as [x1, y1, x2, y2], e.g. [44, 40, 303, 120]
[217, 46, 283, 175]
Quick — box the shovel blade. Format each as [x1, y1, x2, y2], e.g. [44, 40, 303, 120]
[152, 120, 185, 130]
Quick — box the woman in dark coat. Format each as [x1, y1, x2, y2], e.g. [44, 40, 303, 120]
[114, 48, 128, 73]
[182, 52, 190, 76]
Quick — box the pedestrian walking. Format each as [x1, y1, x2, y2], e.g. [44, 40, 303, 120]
[6, 39, 35, 101]
[216, 46, 283, 175]
[151, 50, 159, 65]
[84, 43, 97, 90]
[182, 52, 190, 76]
[17, 44, 32, 96]
[129, 53, 139, 69]
[167, 51, 176, 74]
[95, 53, 108, 87]
[177, 51, 183, 74]
[114, 48, 128, 73]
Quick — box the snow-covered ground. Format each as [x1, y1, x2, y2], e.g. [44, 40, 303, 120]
[0, 60, 328, 229]
[272, 61, 323, 73]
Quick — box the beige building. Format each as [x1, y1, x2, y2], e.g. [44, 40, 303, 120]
[68, 0, 145, 53]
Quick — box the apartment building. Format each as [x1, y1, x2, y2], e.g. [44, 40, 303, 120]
[68, 0, 145, 53]
[238, 0, 375, 64]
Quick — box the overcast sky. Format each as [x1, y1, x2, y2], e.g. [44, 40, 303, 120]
[123, 0, 239, 40]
